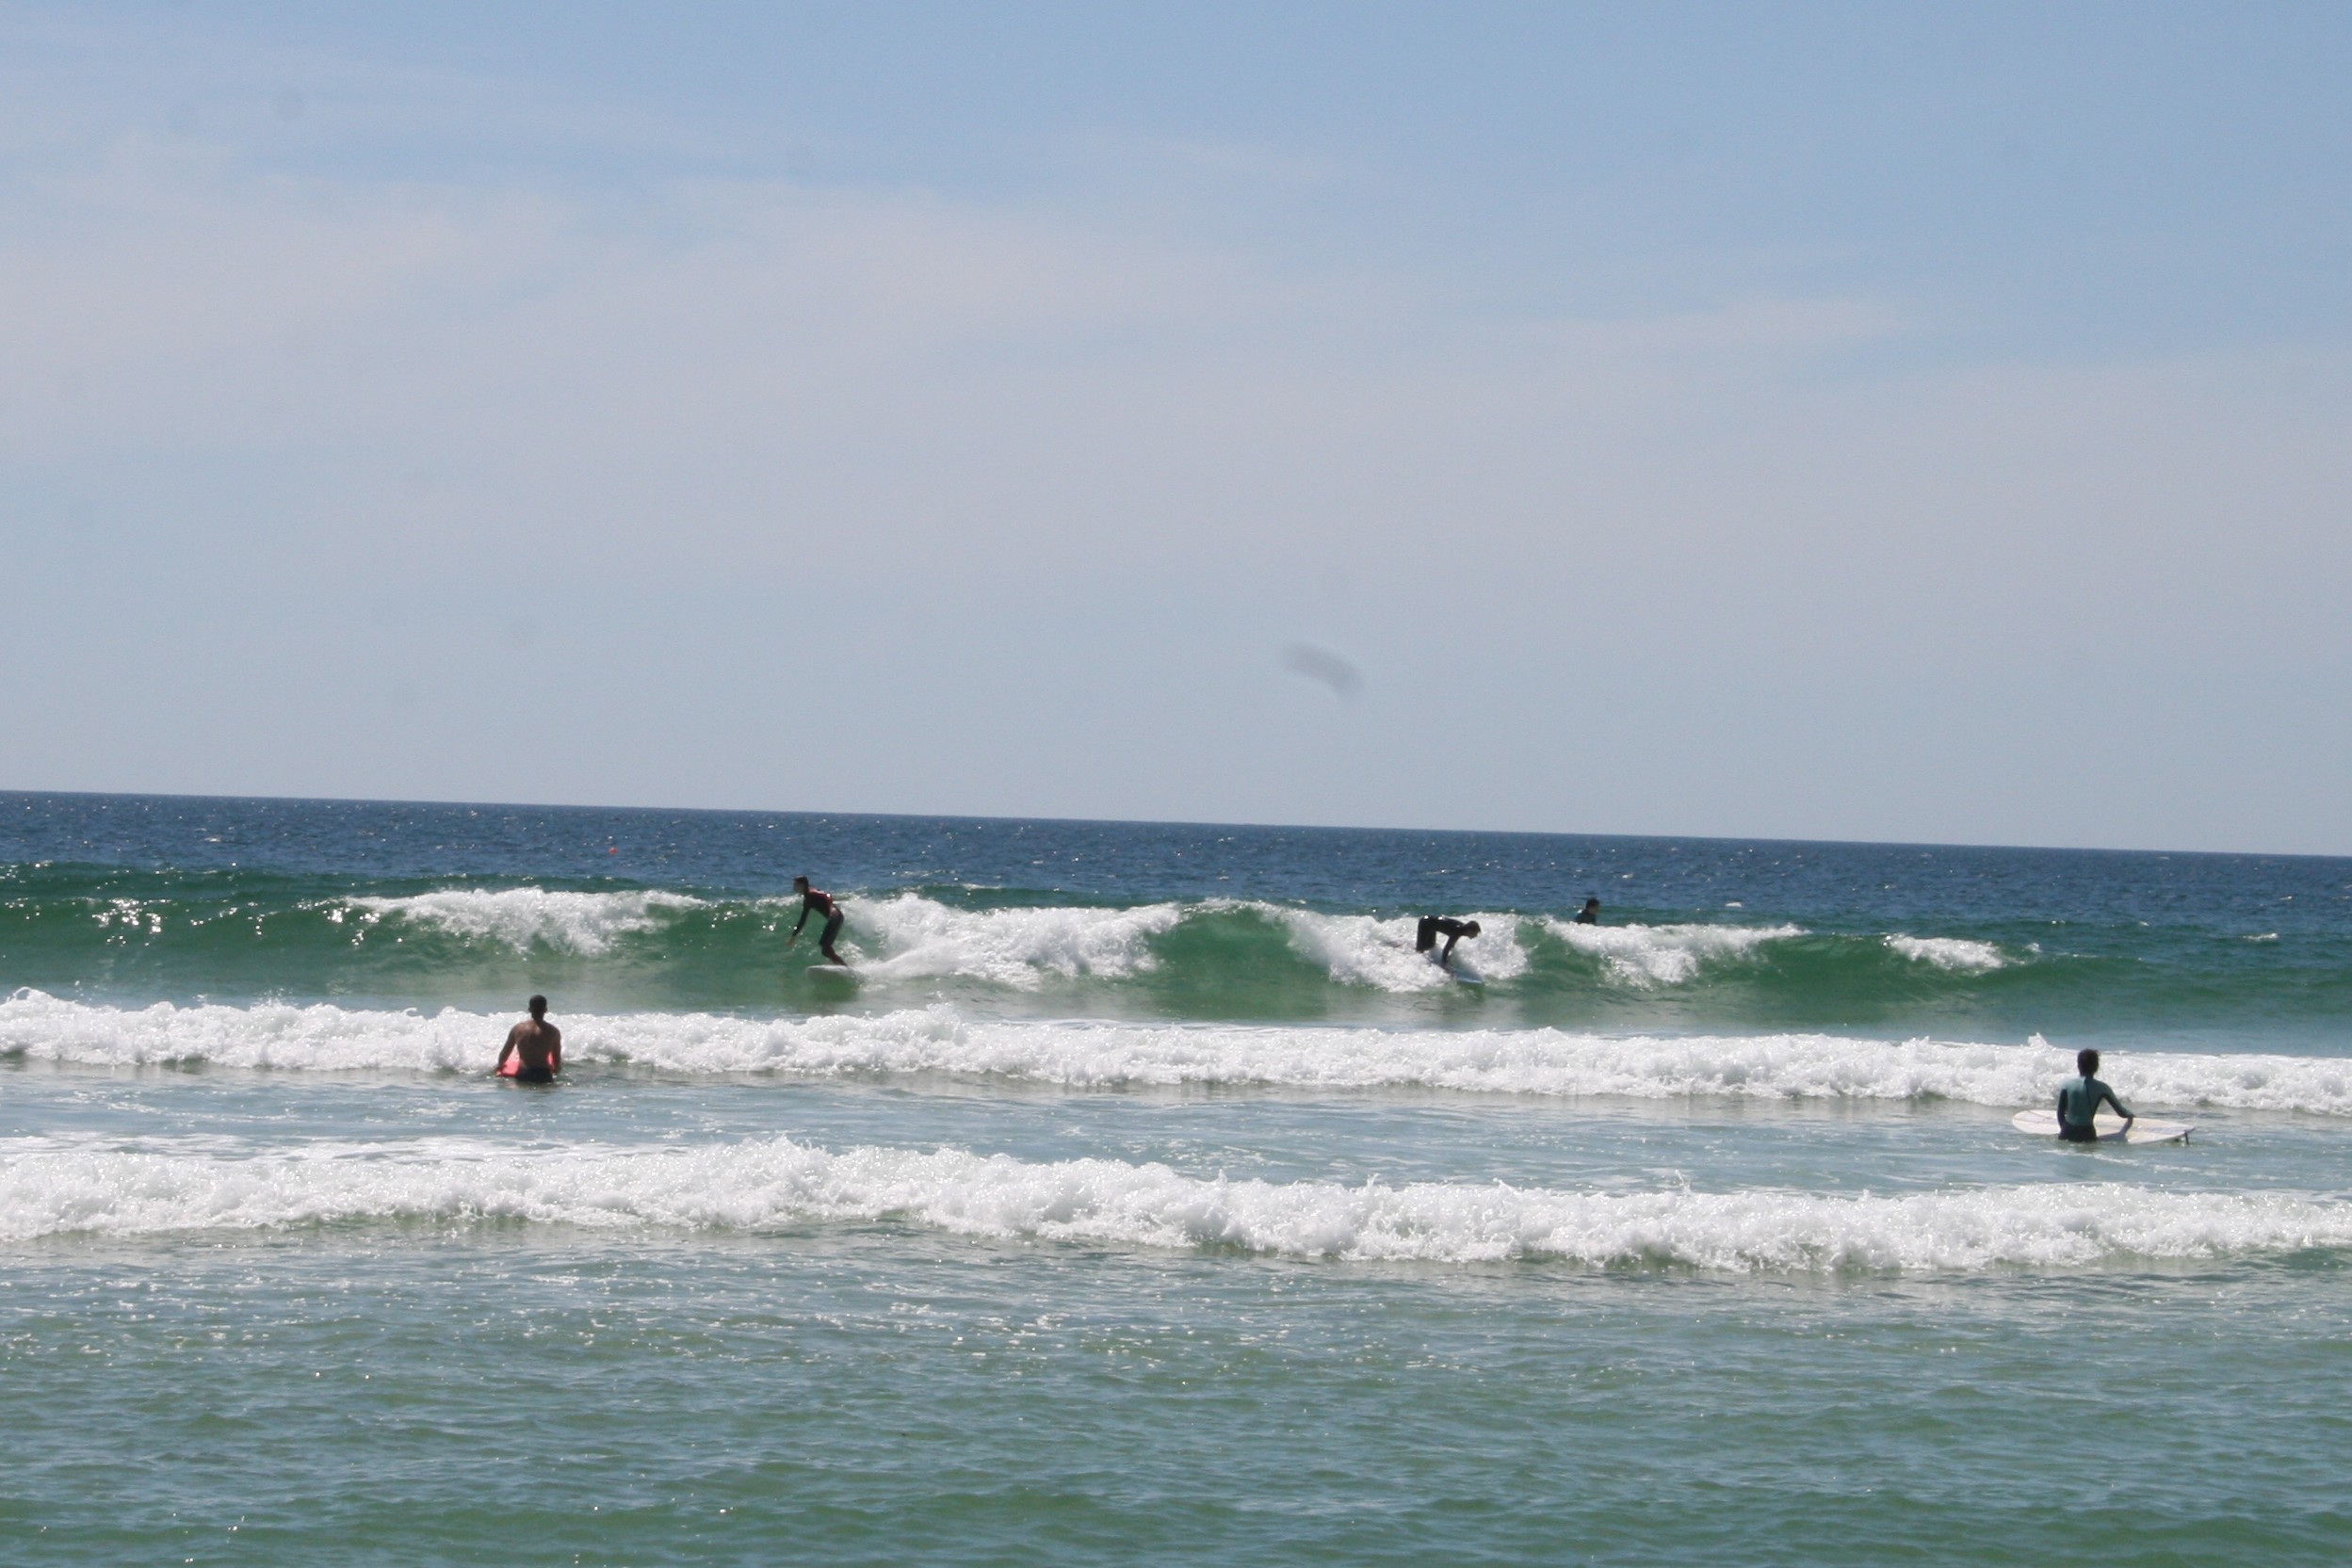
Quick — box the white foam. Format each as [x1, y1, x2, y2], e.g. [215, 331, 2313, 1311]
[852, 894, 1184, 986]
[1886, 935, 2007, 973]
[3, 1133, 2345, 1270]
[345, 888, 705, 955]
[1545, 920, 1803, 986]
[9, 992, 2352, 1116]
[1277, 911, 1530, 990]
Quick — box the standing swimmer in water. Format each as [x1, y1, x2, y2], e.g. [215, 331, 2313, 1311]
[2055, 1047, 2134, 1141]
[495, 994, 562, 1083]
[1415, 915, 1482, 971]
[787, 876, 851, 968]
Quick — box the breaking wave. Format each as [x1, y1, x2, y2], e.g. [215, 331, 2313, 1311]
[849, 895, 1183, 985]
[1274, 911, 1531, 990]
[346, 888, 708, 955]
[1887, 935, 2009, 973]
[8, 992, 2352, 1115]
[4, 1133, 2346, 1270]
[1547, 919, 1803, 986]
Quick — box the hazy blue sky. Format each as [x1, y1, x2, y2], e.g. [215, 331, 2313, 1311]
[6, 2, 2349, 850]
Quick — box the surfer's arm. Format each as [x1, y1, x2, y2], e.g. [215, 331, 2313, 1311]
[787, 901, 810, 942]
[2100, 1085, 2133, 1122]
[495, 1026, 516, 1073]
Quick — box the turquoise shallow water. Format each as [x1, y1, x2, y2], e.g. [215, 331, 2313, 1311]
[4, 794, 2350, 1562]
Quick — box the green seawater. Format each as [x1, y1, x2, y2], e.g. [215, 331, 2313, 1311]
[4, 795, 2350, 1563]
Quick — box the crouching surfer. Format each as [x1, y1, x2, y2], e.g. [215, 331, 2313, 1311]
[496, 994, 562, 1083]
[1415, 914, 1482, 971]
[787, 876, 850, 968]
[2055, 1047, 2132, 1141]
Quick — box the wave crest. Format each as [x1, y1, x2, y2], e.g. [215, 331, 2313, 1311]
[1546, 920, 1803, 986]
[8, 993, 2352, 1115]
[1886, 935, 2008, 973]
[1276, 911, 1531, 990]
[346, 888, 706, 955]
[853, 895, 1182, 986]
[4, 1135, 2344, 1270]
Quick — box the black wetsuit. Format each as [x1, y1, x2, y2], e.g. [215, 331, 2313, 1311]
[512, 1065, 556, 1085]
[1416, 915, 1472, 953]
[796, 890, 845, 955]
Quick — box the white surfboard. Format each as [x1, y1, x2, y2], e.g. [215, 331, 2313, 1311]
[806, 963, 859, 979]
[2010, 1110, 2192, 1144]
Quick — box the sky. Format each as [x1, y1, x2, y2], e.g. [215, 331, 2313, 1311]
[4, 1, 2349, 852]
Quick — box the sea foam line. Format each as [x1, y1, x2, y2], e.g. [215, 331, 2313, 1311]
[2, 1135, 2345, 1269]
[7, 992, 2352, 1115]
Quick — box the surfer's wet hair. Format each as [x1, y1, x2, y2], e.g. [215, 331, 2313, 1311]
[793, 875, 811, 889]
[528, 994, 547, 1016]
[2078, 1048, 2100, 1075]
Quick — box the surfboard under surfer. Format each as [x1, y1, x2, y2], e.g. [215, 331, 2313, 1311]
[1415, 915, 1482, 970]
[2055, 1048, 2133, 1141]
[495, 994, 562, 1083]
[788, 876, 850, 967]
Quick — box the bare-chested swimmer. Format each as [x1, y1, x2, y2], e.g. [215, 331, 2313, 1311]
[787, 876, 850, 967]
[495, 994, 562, 1083]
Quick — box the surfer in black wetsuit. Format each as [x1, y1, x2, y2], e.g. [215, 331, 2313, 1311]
[495, 995, 562, 1083]
[1574, 897, 1601, 925]
[2055, 1048, 2133, 1141]
[1415, 915, 1482, 970]
[787, 876, 850, 967]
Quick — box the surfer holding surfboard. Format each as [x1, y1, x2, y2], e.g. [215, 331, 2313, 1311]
[2055, 1048, 2133, 1141]
[787, 876, 851, 969]
[2012, 1047, 2191, 1144]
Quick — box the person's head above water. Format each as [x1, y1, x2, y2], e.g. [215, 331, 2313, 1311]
[2078, 1048, 2101, 1076]
[792, 875, 811, 893]
[1582, 897, 1600, 912]
[528, 994, 547, 1020]
[1463, 921, 1482, 938]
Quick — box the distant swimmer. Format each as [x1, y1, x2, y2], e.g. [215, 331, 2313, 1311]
[1574, 897, 1601, 925]
[1415, 914, 1482, 970]
[495, 994, 562, 1084]
[787, 875, 850, 967]
[2055, 1048, 2133, 1141]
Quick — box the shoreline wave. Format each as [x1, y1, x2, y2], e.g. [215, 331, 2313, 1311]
[3, 1133, 2344, 1269]
[8, 991, 2351, 1114]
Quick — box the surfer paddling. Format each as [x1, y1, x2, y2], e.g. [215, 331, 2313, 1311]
[495, 994, 562, 1083]
[1415, 914, 1482, 971]
[2055, 1048, 2133, 1141]
[787, 876, 850, 968]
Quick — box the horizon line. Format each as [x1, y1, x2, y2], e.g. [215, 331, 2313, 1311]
[3, 786, 2342, 865]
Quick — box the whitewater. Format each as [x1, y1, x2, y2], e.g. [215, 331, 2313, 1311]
[8, 794, 2352, 1567]
[8, 1131, 2348, 1270]
[11, 990, 2352, 1114]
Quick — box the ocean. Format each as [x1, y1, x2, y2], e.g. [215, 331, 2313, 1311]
[4, 791, 2348, 1563]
